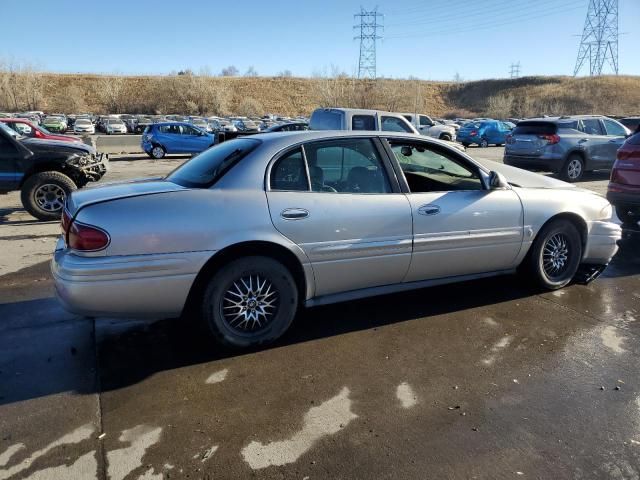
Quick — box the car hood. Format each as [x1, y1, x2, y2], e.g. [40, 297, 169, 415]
[67, 178, 187, 214]
[23, 138, 95, 155]
[476, 159, 578, 190]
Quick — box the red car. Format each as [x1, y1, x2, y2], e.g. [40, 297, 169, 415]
[0, 118, 81, 143]
[607, 132, 640, 225]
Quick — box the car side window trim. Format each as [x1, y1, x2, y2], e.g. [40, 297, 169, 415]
[265, 136, 403, 194]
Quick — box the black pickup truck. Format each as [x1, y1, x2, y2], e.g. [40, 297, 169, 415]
[0, 122, 108, 220]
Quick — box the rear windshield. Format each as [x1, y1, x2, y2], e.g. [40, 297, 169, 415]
[310, 110, 343, 130]
[512, 121, 557, 135]
[166, 138, 260, 188]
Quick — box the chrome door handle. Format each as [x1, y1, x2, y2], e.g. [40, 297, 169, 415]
[281, 208, 309, 220]
[418, 204, 441, 216]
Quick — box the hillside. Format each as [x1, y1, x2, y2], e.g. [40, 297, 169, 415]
[1, 71, 639, 118]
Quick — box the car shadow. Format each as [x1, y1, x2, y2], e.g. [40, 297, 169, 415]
[0, 232, 638, 406]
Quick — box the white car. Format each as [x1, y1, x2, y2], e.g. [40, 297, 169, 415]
[73, 119, 95, 135]
[105, 119, 127, 135]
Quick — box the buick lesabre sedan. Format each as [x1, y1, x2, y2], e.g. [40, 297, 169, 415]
[52, 131, 621, 348]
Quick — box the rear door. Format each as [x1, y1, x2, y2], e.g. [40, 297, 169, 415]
[266, 137, 413, 297]
[385, 137, 523, 281]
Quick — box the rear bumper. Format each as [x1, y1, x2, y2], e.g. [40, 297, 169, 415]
[51, 242, 213, 317]
[503, 154, 563, 173]
[583, 220, 622, 264]
[606, 187, 640, 208]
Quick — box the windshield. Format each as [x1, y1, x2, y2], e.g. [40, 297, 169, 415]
[76, 120, 91, 125]
[44, 117, 62, 123]
[166, 138, 260, 188]
[108, 119, 124, 125]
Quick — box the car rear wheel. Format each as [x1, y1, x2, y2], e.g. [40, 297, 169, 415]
[21, 171, 77, 221]
[616, 206, 640, 226]
[523, 219, 582, 290]
[480, 138, 489, 148]
[201, 256, 298, 348]
[561, 154, 584, 182]
[439, 133, 452, 142]
[150, 145, 166, 159]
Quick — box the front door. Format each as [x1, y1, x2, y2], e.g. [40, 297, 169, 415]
[0, 129, 21, 192]
[181, 124, 211, 153]
[601, 118, 629, 167]
[385, 138, 524, 282]
[266, 137, 413, 297]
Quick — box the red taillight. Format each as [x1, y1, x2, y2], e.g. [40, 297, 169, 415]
[470, 130, 478, 137]
[68, 221, 110, 251]
[539, 134, 560, 145]
[61, 209, 72, 237]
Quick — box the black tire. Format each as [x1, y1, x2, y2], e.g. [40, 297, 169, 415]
[150, 145, 166, 159]
[560, 154, 584, 182]
[523, 219, 582, 290]
[462, 142, 470, 147]
[616, 206, 639, 226]
[439, 133, 452, 142]
[201, 256, 298, 348]
[21, 171, 77, 221]
[479, 138, 489, 148]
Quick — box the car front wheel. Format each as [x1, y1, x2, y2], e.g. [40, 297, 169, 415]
[524, 219, 582, 290]
[480, 138, 489, 148]
[201, 256, 298, 348]
[21, 171, 77, 221]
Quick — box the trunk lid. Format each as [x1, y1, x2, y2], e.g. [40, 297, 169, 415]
[66, 178, 187, 215]
[506, 121, 558, 156]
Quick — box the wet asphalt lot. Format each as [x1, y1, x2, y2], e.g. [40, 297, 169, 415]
[1, 148, 639, 479]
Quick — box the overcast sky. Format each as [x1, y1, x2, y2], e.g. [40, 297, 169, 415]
[1, 0, 637, 80]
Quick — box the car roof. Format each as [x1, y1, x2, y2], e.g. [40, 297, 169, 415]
[152, 122, 198, 127]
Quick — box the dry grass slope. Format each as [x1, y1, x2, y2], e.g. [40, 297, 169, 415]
[1, 72, 639, 118]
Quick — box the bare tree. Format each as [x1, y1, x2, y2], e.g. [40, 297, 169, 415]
[236, 97, 263, 117]
[220, 65, 239, 77]
[485, 93, 514, 119]
[276, 69, 293, 78]
[99, 75, 125, 113]
[244, 66, 258, 77]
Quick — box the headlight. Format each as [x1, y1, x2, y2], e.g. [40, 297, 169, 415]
[599, 204, 613, 220]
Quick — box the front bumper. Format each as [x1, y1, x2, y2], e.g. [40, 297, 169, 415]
[51, 241, 213, 317]
[583, 220, 622, 264]
[80, 153, 109, 181]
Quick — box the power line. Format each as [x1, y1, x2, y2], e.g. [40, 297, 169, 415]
[354, 8, 383, 79]
[574, 0, 619, 76]
[385, 1, 585, 39]
[510, 62, 521, 79]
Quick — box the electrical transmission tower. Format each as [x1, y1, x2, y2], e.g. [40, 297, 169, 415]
[354, 8, 383, 79]
[509, 62, 521, 79]
[573, 0, 619, 76]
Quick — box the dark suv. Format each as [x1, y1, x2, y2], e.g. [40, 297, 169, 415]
[504, 115, 631, 182]
[0, 122, 108, 220]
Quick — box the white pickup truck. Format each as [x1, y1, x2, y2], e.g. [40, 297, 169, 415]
[402, 113, 457, 142]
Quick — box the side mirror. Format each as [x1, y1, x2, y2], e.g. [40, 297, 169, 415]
[489, 171, 509, 189]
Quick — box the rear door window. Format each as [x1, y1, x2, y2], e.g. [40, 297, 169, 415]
[352, 115, 376, 131]
[270, 148, 309, 191]
[304, 138, 391, 193]
[581, 119, 604, 136]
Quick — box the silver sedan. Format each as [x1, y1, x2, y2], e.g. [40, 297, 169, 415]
[52, 131, 621, 348]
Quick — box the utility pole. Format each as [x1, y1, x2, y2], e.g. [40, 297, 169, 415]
[354, 7, 383, 79]
[574, 0, 619, 76]
[509, 62, 521, 79]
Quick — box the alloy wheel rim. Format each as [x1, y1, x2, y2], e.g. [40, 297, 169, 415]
[152, 146, 164, 158]
[567, 159, 582, 179]
[222, 274, 279, 333]
[543, 233, 570, 278]
[34, 184, 65, 212]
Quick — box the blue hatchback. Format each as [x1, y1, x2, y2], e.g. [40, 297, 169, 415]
[457, 120, 513, 148]
[142, 122, 216, 159]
